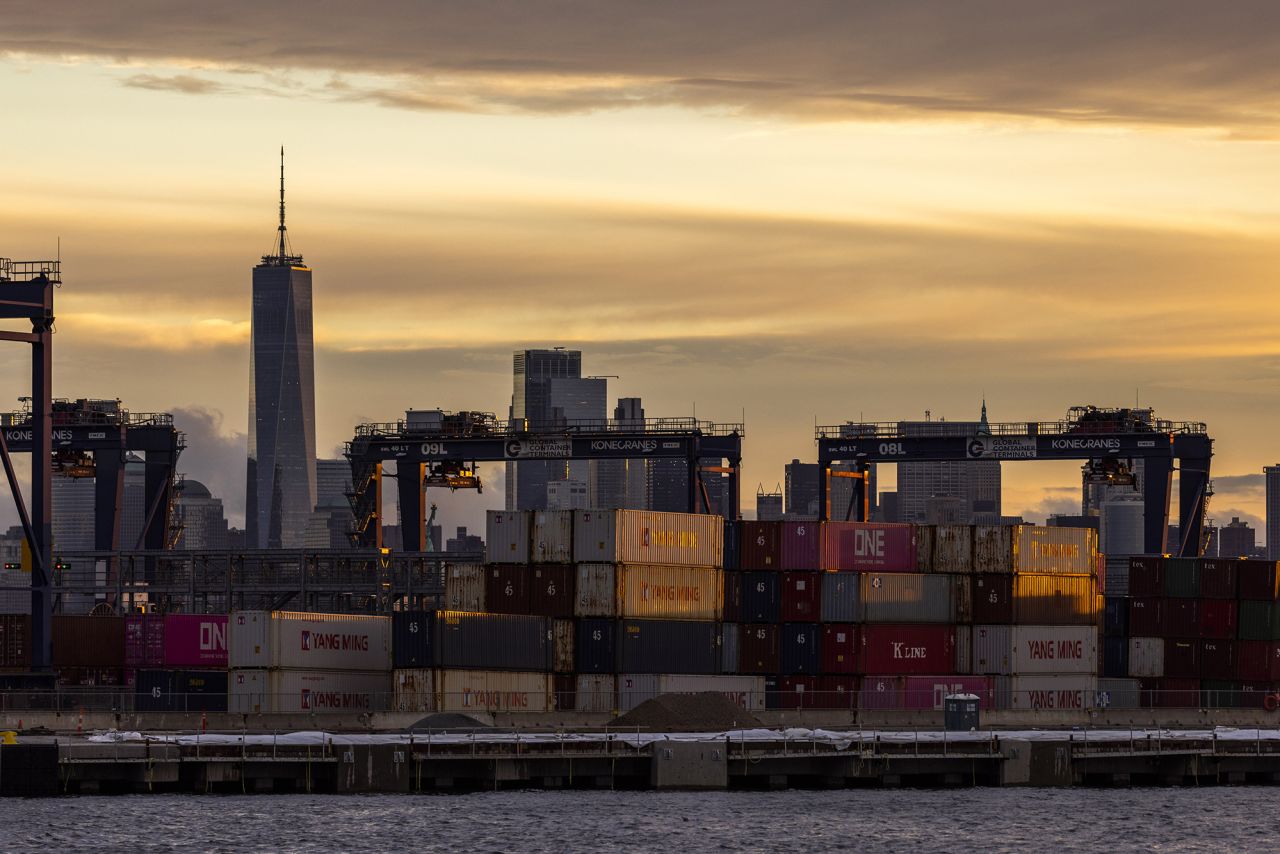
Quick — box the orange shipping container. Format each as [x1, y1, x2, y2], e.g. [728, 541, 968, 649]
[573, 510, 724, 567]
[616, 564, 723, 620]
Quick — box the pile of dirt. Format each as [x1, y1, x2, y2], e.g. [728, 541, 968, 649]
[407, 713, 491, 732]
[611, 693, 762, 732]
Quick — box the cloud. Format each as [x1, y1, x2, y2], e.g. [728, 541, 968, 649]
[123, 73, 226, 95]
[1214, 473, 1265, 495]
[6, 2, 1280, 130]
[170, 406, 246, 525]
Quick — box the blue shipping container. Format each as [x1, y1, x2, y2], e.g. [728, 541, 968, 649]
[780, 623, 821, 675]
[1103, 636, 1129, 679]
[392, 611, 436, 669]
[720, 623, 740, 674]
[723, 520, 740, 571]
[820, 573, 860, 622]
[619, 619, 719, 674]
[575, 619, 617, 674]
[742, 572, 781, 623]
[1104, 597, 1129, 638]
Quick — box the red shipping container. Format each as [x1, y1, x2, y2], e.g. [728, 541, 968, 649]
[781, 572, 822, 621]
[858, 675, 904, 709]
[1128, 557, 1165, 597]
[1237, 560, 1280, 601]
[971, 575, 1014, 624]
[528, 565, 576, 618]
[1138, 677, 1160, 708]
[1237, 641, 1280, 682]
[1163, 599, 1200, 638]
[1162, 639, 1200, 678]
[1155, 677, 1199, 708]
[0, 614, 32, 668]
[485, 565, 530, 614]
[553, 673, 575, 711]
[1199, 559, 1238, 599]
[739, 521, 782, 571]
[1200, 640, 1236, 679]
[777, 675, 819, 709]
[816, 675, 858, 709]
[127, 615, 229, 668]
[820, 522, 916, 572]
[52, 616, 125, 668]
[821, 624, 859, 674]
[1128, 598, 1164, 636]
[902, 675, 994, 711]
[738, 624, 781, 674]
[781, 521, 821, 570]
[860, 624, 956, 675]
[1200, 600, 1238, 640]
[1238, 682, 1280, 709]
[722, 573, 743, 623]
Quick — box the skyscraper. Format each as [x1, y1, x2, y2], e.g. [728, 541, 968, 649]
[1268, 465, 1280, 560]
[895, 403, 1002, 524]
[246, 150, 317, 548]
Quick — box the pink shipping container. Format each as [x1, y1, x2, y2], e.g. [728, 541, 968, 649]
[860, 624, 956, 675]
[902, 676, 994, 711]
[781, 521, 821, 570]
[125, 615, 228, 668]
[820, 522, 916, 572]
[858, 675, 904, 709]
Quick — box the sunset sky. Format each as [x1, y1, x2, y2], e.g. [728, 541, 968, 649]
[1, 2, 1277, 538]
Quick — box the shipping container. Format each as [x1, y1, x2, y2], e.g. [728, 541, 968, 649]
[1128, 598, 1163, 636]
[738, 624, 781, 674]
[554, 673, 575, 711]
[52, 615, 125, 668]
[820, 522, 916, 572]
[575, 619, 616, 674]
[575, 564, 616, 618]
[530, 510, 574, 563]
[815, 675, 858, 710]
[436, 669, 551, 713]
[1000, 674, 1095, 711]
[124, 615, 228, 669]
[973, 526, 1011, 574]
[902, 675, 994, 711]
[1103, 636, 1128, 678]
[914, 525, 936, 572]
[616, 674, 766, 713]
[618, 619, 718, 674]
[740, 572, 781, 623]
[1201, 600, 1238, 640]
[720, 623, 739, 674]
[57, 666, 123, 689]
[954, 625, 972, 674]
[1009, 526, 1096, 575]
[444, 564, 485, 612]
[858, 675, 904, 710]
[1103, 597, 1129, 638]
[722, 573, 743, 623]
[933, 525, 972, 573]
[971, 626, 1098, 676]
[575, 674, 616, 713]
[616, 564, 722, 621]
[723, 520, 740, 572]
[553, 619, 574, 673]
[1128, 556, 1164, 597]
[135, 669, 229, 713]
[1200, 640, 1235, 679]
[952, 575, 973, 624]
[971, 574, 1013, 624]
[1200, 679, 1240, 709]
[1164, 599, 1200, 638]
[1011, 573, 1097, 626]
[1152, 677, 1199, 709]
[860, 624, 956, 675]
[780, 521, 820, 570]
[1238, 682, 1280, 710]
[781, 623, 820, 675]
[776, 675, 819, 709]
[436, 611, 551, 671]
[229, 611, 392, 671]
[1162, 639, 1200, 678]
[485, 564, 530, 615]
[392, 668, 435, 713]
[1128, 637, 1164, 678]
[1199, 559, 1238, 599]
[780, 572, 822, 622]
[229, 669, 392, 714]
[739, 521, 782, 571]
[1163, 558, 1199, 598]
[1096, 677, 1142, 710]
[1236, 641, 1280, 683]
[820, 624, 858, 674]
[1103, 556, 1130, 596]
[573, 510, 724, 567]
[528, 565, 576, 618]
[392, 611, 435, 669]
[485, 510, 530, 564]
[1237, 560, 1280, 601]
[0, 614, 31, 668]
[820, 573, 860, 622]
[861, 573, 955, 623]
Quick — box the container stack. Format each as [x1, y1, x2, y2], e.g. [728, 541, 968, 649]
[128, 614, 229, 712]
[51, 615, 126, 690]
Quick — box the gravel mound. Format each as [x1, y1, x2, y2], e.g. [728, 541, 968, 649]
[611, 693, 762, 732]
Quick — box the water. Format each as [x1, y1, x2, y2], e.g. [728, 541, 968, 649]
[3, 789, 1265, 852]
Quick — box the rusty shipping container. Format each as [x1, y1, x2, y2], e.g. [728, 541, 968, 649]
[739, 521, 782, 570]
[485, 564, 530, 615]
[932, 525, 972, 573]
[914, 525, 936, 572]
[229, 669, 392, 714]
[1128, 637, 1164, 678]
[738, 624, 781, 674]
[437, 669, 552, 713]
[780, 572, 822, 622]
[0, 614, 31, 668]
[616, 564, 722, 621]
[230, 611, 392, 671]
[573, 510, 723, 567]
[528, 565, 576, 618]
[971, 625, 1098, 676]
[860, 624, 956, 675]
[392, 668, 436, 713]
[552, 619, 574, 673]
[972, 526, 1011, 574]
[861, 573, 956, 623]
[574, 564, 616, 618]
[780, 521, 821, 570]
[1011, 573, 1097, 625]
[974, 526, 1095, 574]
[444, 564, 486, 612]
[530, 510, 574, 563]
[485, 510, 530, 564]
[52, 615, 125, 668]
[820, 522, 916, 572]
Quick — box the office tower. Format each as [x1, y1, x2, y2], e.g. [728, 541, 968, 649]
[784, 459, 860, 520]
[247, 150, 317, 548]
[1268, 465, 1280, 560]
[895, 403, 1001, 524]
[596, 398, 649, 510]
[174, 480, 229, 550]
[309, 458, 354, 549]
[756, 486, 783, 521]
[548, 478, 590, 509]
[446, 527, 484, 552]
[52, 476, 95, 552]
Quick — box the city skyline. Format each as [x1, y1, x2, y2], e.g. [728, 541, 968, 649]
[1, 4, 1278, 539]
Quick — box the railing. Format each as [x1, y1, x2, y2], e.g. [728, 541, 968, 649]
[354, 417, 744, 439]
[816, 419, 1208, 440]
[0, 258, 60, 283]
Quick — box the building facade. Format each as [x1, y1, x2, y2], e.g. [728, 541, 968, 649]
[895, 406, 1002, 524]
[1267, 465, 1280, 560]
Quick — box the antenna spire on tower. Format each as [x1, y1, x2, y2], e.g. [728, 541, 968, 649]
[264, 146, 302, 266]
[277, 146, 287, 256]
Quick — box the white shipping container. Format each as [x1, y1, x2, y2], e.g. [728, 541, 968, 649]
[553, 619, 574, 673]
[1128, 637, 1165, 678]
[575, 674, 617, 713]
[972, 626, 1098, 676]
[229, 611, 392, 671]
[436, 669, 551, 713]
[574, 564, 616, 617]
[445, 564, 486, 612]
[229, 669, 392, 714]
[573, 510, 724, 567]
[617, 674, 766, 713]
[932, 525, 972, 573]
[1096, 677, 1142, 710]
[1001, 674, 1097, 711]
[531, 510, 574, 563]
[393, 668, 437, 713]
[616, 564, 722, 620]
[485, 510, 531, 564]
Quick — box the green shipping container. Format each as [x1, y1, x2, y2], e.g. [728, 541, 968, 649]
[1162, 558, 1200, 599]
[1238, 601, 1280, 641]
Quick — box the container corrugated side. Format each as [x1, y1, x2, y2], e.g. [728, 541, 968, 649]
[530, 510, 574, 563]
[1096, 677, 1142, 710]
[616, 564, 722, 620]
[573, 510, 724, 567]
[1103, 556, 1130, 596]
[444, 564, 485, 612]
[52, 616, 125, 667]
[1012, 574, 1098, 625]
[741, 572, 781, 622]
[485, 564, 530, 615]
[932, 525, 972, 573]
[229, 611, 392, 671]
[738, 624, 781, 674]
[780, 521, 821, 570]
[436, 611, 552, 671]
[860, 624, 955, 675]
[392, 668, 436, 713]
[1163, 558, 1200, 598]
[618, 619, 718, 674]
[901, 675, 994, 711]
[1012, 526, 1096, 574]
[739, 521, 782, 570]
[229, 669, 392, 714]
[0, 614, 31, 668]
[913, 525, 935, 572]
[972, 526, 1012, 573]
[954, 625, 972, 675]
[436, 669, 552, 713]
[1002, 674, 1096, 711]
[860, 573, 955, 623]
[553, 619, 574, 673]
[126, 615, 228, 669]
[574, 619, 616, 674]
[575, 674, 616, 713]
[819, 572, 860, 622]
[720, 623, 740, 674]
[574, 564, 616, 617]
[1128, 637, 1165, 678]
[485, 510, 530, 563]
[819, 522, 916, 572]
[971, 625, 1097, 675]
[392, 611, 435, 669]
[528, 565, 576, 618]
[616, 674, 765, 713]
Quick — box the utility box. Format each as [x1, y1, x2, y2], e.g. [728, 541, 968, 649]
[944, 693, 980, 731]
